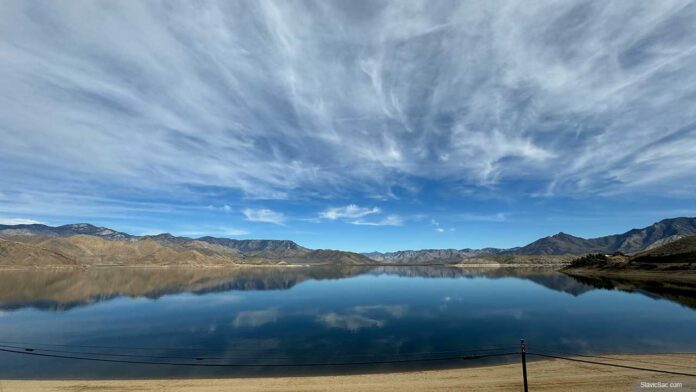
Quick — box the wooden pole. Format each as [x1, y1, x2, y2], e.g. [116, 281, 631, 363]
[521, 339, 529, 392]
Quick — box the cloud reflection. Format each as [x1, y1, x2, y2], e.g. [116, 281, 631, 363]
[318, 312, 385, 331]
[232, 307, 279, 328]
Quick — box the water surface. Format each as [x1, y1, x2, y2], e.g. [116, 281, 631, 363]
[0, 266, 694, 378]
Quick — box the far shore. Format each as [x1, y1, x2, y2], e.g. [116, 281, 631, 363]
[3, 263, 696, 284]
[563, 267, 696, 283]
[0, 262, 567, 270]
[2, 354, 695, 391]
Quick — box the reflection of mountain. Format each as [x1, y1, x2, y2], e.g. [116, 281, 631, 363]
[370, 266, 596, 296]
[379, 266, 696, 308]
[566, 274, 696, 310]
[1, 266, 694, 311]
[0, 266, 371, 311]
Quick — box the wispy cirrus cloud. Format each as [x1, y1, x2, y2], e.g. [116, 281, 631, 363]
[319, 204, 381, 220]
[351, 214, 403, 227]
[1, 0, 694, 207]
[0, 0, 695, 248]
[220, 228, 250, 236]
[458, 213, 508, 222]
[243, 208, 285, 225]
[175, 227, 249, 237]
[0, 217, 43, 225]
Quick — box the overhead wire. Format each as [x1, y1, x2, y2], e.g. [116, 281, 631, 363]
[527, 352, 696, 377]
[529, 347, 696, 370]
[2, 339, 694, 376]
[0, 343, 517, 362]
[0, 347, 518, 367]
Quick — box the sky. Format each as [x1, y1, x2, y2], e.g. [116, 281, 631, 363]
[1, 1, 695, 252]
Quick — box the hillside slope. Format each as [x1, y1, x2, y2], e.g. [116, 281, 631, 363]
[364, 218, 696, 262]
[630, 235, 696, 263]
[0, 234, 375, 267]
[1, 235, 243, 266]
[0, 238, 78, 267]
[562, 235, 696, 278]
[515, 217, 696, 255]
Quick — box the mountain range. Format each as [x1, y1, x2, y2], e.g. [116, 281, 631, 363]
[0, 217, 695, 266]
[0, 223, 374, 266]
[363, 217, 696, 263]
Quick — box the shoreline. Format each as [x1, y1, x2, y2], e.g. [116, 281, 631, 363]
[2, 354, 694, 391]
[0, 262, 572, 270]
[563, 268, 696, 283]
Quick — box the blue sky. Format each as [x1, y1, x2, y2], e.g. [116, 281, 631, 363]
[1, 1, 695, 252]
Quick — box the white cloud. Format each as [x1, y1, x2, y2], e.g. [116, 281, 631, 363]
[431, 218, 453, 233]
[243, 208, 285, 225]
[319, 204, 381, 220]
[0, 217, 43, 225]
[351, 214, 403, 226]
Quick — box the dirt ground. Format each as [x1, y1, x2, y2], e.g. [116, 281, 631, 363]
[1, 354, 695, 391]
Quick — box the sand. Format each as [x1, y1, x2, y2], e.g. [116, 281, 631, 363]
[2, 354, 695, 391]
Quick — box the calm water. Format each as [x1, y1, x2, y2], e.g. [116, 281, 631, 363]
[0, 266, 695, 379]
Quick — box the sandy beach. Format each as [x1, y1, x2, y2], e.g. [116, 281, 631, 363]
[2, 354, 695, 391]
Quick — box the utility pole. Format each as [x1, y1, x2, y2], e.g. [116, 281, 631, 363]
[520, 339, 529, 392]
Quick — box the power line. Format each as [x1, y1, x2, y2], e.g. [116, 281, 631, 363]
[0, 340, 515, 355]
[530, 347, 696, 370]
[528, 352, 696, 377]
[0, 343, 517, 362]
[3, 339, 694, 378]
[531, 345, 696, 358]
[0, 347, 518, 367]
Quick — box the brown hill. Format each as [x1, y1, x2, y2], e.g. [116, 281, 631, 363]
[0, 266, 371, 310]
[286, 249, 375, 265]
[0, 235, 243, 266]
[0, 238, 78, 267]
[0, 235, 376, 267]
[630, 235, 696, 263]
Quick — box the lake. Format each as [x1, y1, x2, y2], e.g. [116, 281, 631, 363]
[0, 266, 695, 379]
